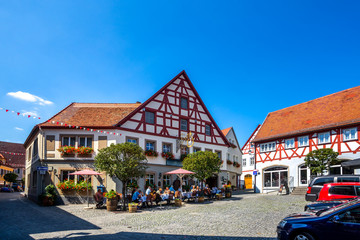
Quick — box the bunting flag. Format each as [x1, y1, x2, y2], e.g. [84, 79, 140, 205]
[46, 120, 122, 136]
[0, 107, 41, 119]
[0, 151, 26, 156]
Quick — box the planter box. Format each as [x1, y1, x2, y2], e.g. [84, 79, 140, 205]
[78, 154, 93, 158]
[106, 198, 118, 211]
[216, 194, 223, 200]
[128, 203, 138, 213]
[198, 196, 205, 203]
[61, 154, 75, 158]
[60, 189, 76, 196]
[174, 199, 182, 207]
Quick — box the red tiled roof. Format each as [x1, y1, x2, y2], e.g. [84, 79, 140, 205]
[0, 141, 25, 168]
[39, 103, 141, 128]
[254, 86, 360, 142]
[221, 127, 232, 136]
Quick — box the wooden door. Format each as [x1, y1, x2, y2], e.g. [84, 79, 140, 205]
[245, 175, 252, 189]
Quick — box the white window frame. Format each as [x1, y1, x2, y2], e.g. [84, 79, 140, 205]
[162, 143, 172, 153]
[285, 138, 295, 149]
[250, 157, 255, 166]
[343, 127, 358, 141]
[127, 138, 138, 144]
[260, 141, 276, 152]
[242, 157, 247, 167]
[298, 136, 309, 147]
[318, 132, 331, 145]
[146, 174, 155, 185]
[79, 136, 93, 148]
[145, 141, 155, 151]
[62, 136, 76, 147]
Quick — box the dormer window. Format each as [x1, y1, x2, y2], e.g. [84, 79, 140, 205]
[145, 111, 155, 124]
[181, 97, 188, 109]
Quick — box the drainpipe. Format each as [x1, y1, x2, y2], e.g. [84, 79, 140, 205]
[254, 143, 257, 193]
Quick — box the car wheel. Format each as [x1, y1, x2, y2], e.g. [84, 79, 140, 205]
[292, 232, 315, 240]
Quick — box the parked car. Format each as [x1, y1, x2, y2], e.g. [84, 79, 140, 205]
[277, 198, 360, 240]
[317, 182, 360, 201]
[0, 187, 14, 192]
[305, 175, 360, 201]
[304, 200, 345, 212]
[11, 183, 19, 191]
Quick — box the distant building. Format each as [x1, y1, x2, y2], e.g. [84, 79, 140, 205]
[24, 71, 241, 202]
[252, 86, 360, 193]
[240, 124, 261, 189]
[0, 141, 25, 185]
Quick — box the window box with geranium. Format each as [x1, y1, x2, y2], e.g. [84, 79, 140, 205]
[75, 181, 92, 191]
[57, 146, 76, 157]
[144, 150, 158, 157]
[227, 160, 233, 165]
[76, 146, 94, 158]
[161, 152, 174, 160]
[235, 162, 241, 168]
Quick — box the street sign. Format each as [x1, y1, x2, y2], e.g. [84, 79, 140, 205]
[37, 166, 48, 171]
[39, 170, 46, 175]
[253, 170, 258, 176]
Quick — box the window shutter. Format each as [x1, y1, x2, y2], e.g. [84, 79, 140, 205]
[98, 136, 107, 150]
[46, 136, 55, 151]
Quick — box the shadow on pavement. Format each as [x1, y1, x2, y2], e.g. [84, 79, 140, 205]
[0, 192, 100, 240]
[41, 232, 276, 240]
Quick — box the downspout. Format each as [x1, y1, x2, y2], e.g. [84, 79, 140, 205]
[254, 143, 257, 193]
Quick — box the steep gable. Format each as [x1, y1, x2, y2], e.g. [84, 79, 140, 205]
[118, 70, 229, 146]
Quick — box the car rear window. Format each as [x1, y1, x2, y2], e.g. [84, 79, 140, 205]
[356, 186, 360, 196]
[313, 177, 334, 186]
[329, 186, 356, 196]
[337, 177, 360, 183]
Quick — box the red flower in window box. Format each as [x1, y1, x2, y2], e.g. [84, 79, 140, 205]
[76, 147, 94, 155]
[57, 146, 76, 156]
[144, 150, 158, 157]
[227, 160, 233, 165]
[161, 152, 174, 160]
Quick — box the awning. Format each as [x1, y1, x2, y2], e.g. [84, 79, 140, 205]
[341, 159, 360, 167]
[0, 165, 14, 171]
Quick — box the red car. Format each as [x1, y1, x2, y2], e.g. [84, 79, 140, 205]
[317, 182, 360, 201]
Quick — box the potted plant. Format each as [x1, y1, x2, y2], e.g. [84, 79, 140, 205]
[57, 146, 76, 157]
[105, 189, 118, 211]
[227, 160, 232, 165]
[39, 184, 57, 206]
[75, 181, 92, 195]
[224, 182, 232, 198]
[144, 150, 158, 157]
[174, 198, 182, 207]
[76, 146, 94, 157]
[216, 193, 223, 200]
[161, 152, 174, 160]
[235, 162, 241, 168]
[128, 202, 138, 213]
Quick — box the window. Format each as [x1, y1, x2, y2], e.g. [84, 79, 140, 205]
[215, 151, 221, 160]
[32, 138, 38, 158]
[250, 157, 255, 166]
[298, 136, 309, 147]
[227, 153, 230, 160]
[62, 136, 76, 146]
[181, 146, 189, 155]
[163, 175, 171, 187]
[285, 138, 295, 149]
[193, 147, 201, 153]
[145, 111, 155, 124]
[180, 97, 188, 109]
[145, 141, 155, 151]
[338, 207, 360, 223]
[337, 177, 360, 183]
[260, 142, 276, 152]
[343, 127, 357, 141]
[163, 143, 172, 153]
[233, 155, 236, 162]
[318, 132, 331, 144]
[146, 174, 155, 186]
[313, 177, 334, 186]
[243, 157, 247, 167]
[127, 137, 138, 144]
[263, 166, 288, 188]
[61, 170, 75, 181]
[180, 119, 188, 131]
[32, 170, 37, 187]
[205, 124, 211, 136]
[329, 186, 356, 196]
[79, 137, 92, 148]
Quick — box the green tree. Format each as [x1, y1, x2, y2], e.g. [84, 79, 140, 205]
[182, 151, 221, 190]
[4, 172, 18, 186]
[94, 142, 147, 210]
[304, 148, 340, 176]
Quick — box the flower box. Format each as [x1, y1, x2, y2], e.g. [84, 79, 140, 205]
[227, 160, 233, 165]
[57, 146, 76, 157]
[144, 150, 158, 157]
[161, 152, 174, 160]
[128, 203, 138, 213]
[77, 154, 92, 158]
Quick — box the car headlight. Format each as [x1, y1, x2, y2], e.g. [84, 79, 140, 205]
[279, 220, 287, 228]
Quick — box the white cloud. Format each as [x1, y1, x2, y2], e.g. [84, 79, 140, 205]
[7, 91, 53, 106]
[14, 127, 24, 131]
[22, 111, 39, 117]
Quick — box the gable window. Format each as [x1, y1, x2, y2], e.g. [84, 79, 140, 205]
[145, 141, 155, 151]
[205, 124, 211, 136]
[145, 111, 155, 124]
[250, 157, 255, 166]
[318, 132, 331, 144]
[180, 97, 188, 109]
[343, 127, 357, 141]
[298, 136, 309, 147]
[285, 138, 295, 149]
[127, 137, 138, 145]
[79, 137, 92, 148]
[243, 157, 247, 167]
[180, 119, 188, 131]
[260, 142, 276, 152]
[62, 136, 76, 146]
[162, 143, 172, 153]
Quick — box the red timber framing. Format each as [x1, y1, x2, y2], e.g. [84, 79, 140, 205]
[241, 124, 261, 155]
[117, 70, 230, 147]
[255, 125, 360, 163]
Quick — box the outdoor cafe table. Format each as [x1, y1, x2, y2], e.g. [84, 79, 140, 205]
[182, 192, 191, 199]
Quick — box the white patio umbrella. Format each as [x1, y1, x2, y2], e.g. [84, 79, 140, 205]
[69, 169, 101, 209]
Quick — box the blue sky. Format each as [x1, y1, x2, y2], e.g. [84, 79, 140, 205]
[0, 1, 359, 146]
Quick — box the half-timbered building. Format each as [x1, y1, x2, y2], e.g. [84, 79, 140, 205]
[252, 86, 360, 193]
[24, 71, 241, 202]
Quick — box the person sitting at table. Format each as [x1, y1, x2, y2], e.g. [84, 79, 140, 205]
[204, 184, 211, 198]
[132, 189, 142, 203]
[169, 185, 175, 193]
[94, 189, 104, 208]
[164, 187, 171, 195]
[211, 186, 218, 199]
[145, 186, 153, 207]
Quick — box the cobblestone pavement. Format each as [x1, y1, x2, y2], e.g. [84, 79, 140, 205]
[0, 192, 307, 240]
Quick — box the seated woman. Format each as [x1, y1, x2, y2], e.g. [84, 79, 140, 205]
[204, 184, 212, 198]
[94, 189, 104, 208]
[164, 187, 171, 195]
